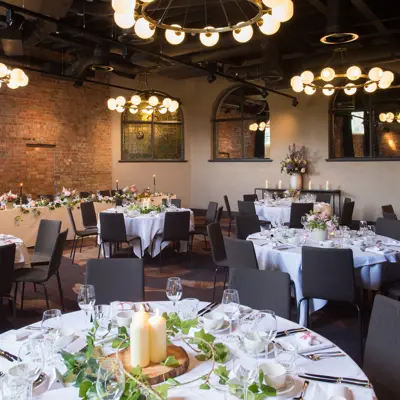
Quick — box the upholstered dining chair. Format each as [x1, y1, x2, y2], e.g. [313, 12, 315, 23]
[224, 237, 259, 270]
[289, 203, 314, 228]
[363, 295, 400, 400]
[382, 211, 397, 220]
[79, 191, 91, 198]
[192, 201, 218, 249]
[375, 218, 400, 241]
[207, 222, 229, 301]
[299, 246, 363, 359]
[98, 212, 142, 259]
[80, 201, 98, 229]
[215, 206, 223, 223]
[30, 219, 61, 266]
[237, 200, 257, 215]
[14, 229, 68, 311]
[340, 200, 355, 228]
[162, 198, 182, 208]
[0, 243, 17, 318]
[315, 193, 332, 204]
[223, 195, 235, 237]
[243, 194, 258, 202]
[99, 190, 111, 197]
[382, 204, 395, 216]
[229, 268, 291, 319]
[85, 258, 144, 304]
[235, 214, 261, 240]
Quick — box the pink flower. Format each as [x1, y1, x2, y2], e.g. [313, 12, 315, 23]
[131, 185, 137, 193]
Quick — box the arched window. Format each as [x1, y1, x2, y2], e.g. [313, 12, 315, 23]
[121, 97, 184, 161]
[212, 85, 271, 161]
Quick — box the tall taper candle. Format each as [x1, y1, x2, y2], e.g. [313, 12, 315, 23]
[130, 304, 150, 368]
[265, 180, 268, 189]
[19, 183, 23, 198]
[149, 308, 167, 363]
[153, 174, 156, 186]
[116, 180, 119, 191]
[325, 180, 329, 191]
[278, 180, 282, 189]
[308, 180, 312, 190]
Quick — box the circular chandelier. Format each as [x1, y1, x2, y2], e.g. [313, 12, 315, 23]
[111, 0, 294, 46]
[249, 121, 269, 131]
[290, 49, 395, 96]
[379, 112, 400, 123]
[0, 63, 29, 89]
[107, 71, 180, 115]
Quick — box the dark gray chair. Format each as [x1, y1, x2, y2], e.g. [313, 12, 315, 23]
[382, 204, 395, 215]
[315, 193, 331, 204]
[363, 295, 400, 400]
[111, 190, 123, 196]
[154, 211, 191, 270]
[162, 198, 182, 208]
[243, 194, 258, 202]
[299, 246, 362, 358]
[99, 190, 111, 197]
[382, 211, 397, 220]
[235, 214, 260, 240]
[80, 191, 91, 198]
[14, 229, 68, 311]
[224, 195, 235, 237]
[340, 200, 355, 228]
[215, 206, 223, 223]
[80, 201, 98, 229]
[30, 219, 61, 266]
[224, 237, 259, 270]
[68, 208, 98, 262]
[238, 201, 257, 216]
[289, 203, 313, 228]
[85, 258, 144, 304]
[229, 268, 291, 319]
[207, 223, 229, 301]
[375, 218, 400, 241]
[38, 194, 54, 202]
[98, 212, 142, 259]
[344, 197, 352, 204]
[0, 243, 17, 318]
[192, 201, 218, 249]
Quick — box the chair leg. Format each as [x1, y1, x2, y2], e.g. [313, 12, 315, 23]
[71, 236, 78, 263]
[223, 267, 229, 291]
[56, 272, 65, 312]
[33, 283, 37, 292]
[21, 282, 25, 311]
[159, 241, 164, 272]
[8, 296, 16, 319]
[13, 282, 18, 307]
[353, 303, 363, 362]
[228, 220, 231, 237]
[70, 235, 76, 258]
[98, 242, 102, 258]
[42, 284, 50, 310]
[212, 268, 219, 302]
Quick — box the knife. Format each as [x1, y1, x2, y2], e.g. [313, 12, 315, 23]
[1, 349, 20, 362]
[302, 372, 370, 384]
[276, 328, 307, 338]
[298, 374, 372, 388]
[198, 302, 219, 316]
[198, 302, 216, 316]
[0, 350, 14, 362]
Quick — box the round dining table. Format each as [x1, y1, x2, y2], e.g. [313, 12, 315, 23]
[0, 301, 376, 400]
[0, 234, 31, 269]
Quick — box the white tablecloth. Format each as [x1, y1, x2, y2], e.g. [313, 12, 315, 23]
[255, 201, 332, 226]
[0, 234, 31, 268]
[98, 208, 195, 258]
[0, 301, 375, 400]
[249, 232, 400, 326]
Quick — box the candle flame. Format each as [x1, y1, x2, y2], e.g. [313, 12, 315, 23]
[116, 180, 119, 182]
[20, 183, 23, 187]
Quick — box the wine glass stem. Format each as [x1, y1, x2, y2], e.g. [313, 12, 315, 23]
[229, 318, 233, 335]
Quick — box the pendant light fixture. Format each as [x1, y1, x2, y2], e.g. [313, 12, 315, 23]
[0, 64, 29, 89]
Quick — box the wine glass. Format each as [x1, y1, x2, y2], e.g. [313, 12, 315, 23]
[77, 284, 96, 331]
[232, 355, 258, 400]
[222, 289, 240, 343]
[0, 373, 30, 400]
[252, 310, 277, 354]
[300, 215, 307, 229]
[41, 309, 62, 365]
[94, 305, 111, 336]
[96, 359, 125, 400]
[166, 277, 183, 309]
[359, 220, 368, 235]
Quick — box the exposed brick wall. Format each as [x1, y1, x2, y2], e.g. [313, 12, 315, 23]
[0, 72, 112, 196]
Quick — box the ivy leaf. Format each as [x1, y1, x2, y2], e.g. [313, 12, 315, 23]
[215, 365, 230, 385]
[75, 368, 86, 387]
[258, 369, 264, 388]
[199, 383, 210, 390]
[195, 354, 208, 361]
[260, 384, 276, 396]
[180, 318, 198, 335]
[248, 382, 259, 393]
[154, 383, 169, 399]
[161, 356, 180, 368]
[79, 379, 93, 398]
[214, 343, 229, 364]
[167, 377, 181, 386]
[194, 329, 215, 344]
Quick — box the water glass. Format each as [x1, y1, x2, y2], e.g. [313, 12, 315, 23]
[275, 343, 297, 375]
[1, 374, 30, 400]
[178, 298, 199, 320]
[300, 215, 307, 228]
[359, 220, 368, 235]
[17, 340, 44, 385]
[222, 289, 240, 342]
[94, 305, 111, 334]
[166, 277, 183, 309]
[253, 310, 277, 346]
[96, 359, 125, 400]
[41, 309, 62, 365]
[77, 284, 96, 331]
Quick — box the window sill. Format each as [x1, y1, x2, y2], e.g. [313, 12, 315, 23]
[119, 160, 188, 163]
[326, 157, 400, 162]
[208, 159, 273, 162]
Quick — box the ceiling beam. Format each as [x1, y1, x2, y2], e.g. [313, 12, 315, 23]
[306, 0, 328, 16]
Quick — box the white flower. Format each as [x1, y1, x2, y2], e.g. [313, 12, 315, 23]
[301, 168, 305, 173]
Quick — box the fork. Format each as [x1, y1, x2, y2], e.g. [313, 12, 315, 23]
[299, 350, 341, 360]
[293, 380, 309, 400]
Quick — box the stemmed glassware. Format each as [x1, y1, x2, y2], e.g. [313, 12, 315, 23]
[0, 373, 31, 400]
[166, 277, 183, 309]
[300, 215, 307, 229]
[94, 305, 111, 337]
[96, 359, 125, 400]
[232, 355, 258, 400]
[222, 289, 240, 343]
[359, 220, 368, 236]
[252, 310, 277, 354]
[77, 284, 96, 331]
[41, 309, 62, 364]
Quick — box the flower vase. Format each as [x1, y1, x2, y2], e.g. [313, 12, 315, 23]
[311, 228, 328, 241]
[6, 203, 13, 210]
[289, 173, 302, 190]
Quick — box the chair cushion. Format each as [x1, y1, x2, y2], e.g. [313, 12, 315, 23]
[14, 266, 49, 283]
[76, 228, 98, 236]
[30, 253, 50, 265]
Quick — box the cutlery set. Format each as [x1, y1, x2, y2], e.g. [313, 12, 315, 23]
[197, 302, 219, 316]
[298, 373, 372, 389]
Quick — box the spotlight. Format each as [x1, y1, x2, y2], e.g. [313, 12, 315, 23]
[207, 74, 216, 84]
[292, 98, 299, 107]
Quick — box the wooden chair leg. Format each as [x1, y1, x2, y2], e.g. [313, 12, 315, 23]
[56, 272, 65, 311]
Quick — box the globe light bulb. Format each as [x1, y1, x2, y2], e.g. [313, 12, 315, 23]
[292, 84, 304, 93]
[381, 71, 394, 84]
[112, 0, 135, 13]
[344, 83, 357, 95]
[346, 66, 362, 81]
[147, 108, 154, 115]
[199, 27, 219, 47]
[7, 80, 19, 89]
[159, 107, 168, 114]
[386, 112, 395, 122]
[134, 18, 155, 39]
[116, 96, 126, 106]
[114, 12, 135, 29]
[321, 67, 335, 82]
[129, 107, 138, 114]
[378, 80, 391, 89]
[301, 70, 314, 84]
[322, 84, 335, 96]
[19, 73, 29, 87]
[148, 95, 159, 106]
[165, 24, 185, 45]
[258, 121, 266, 130]
[262, 0, 284, 6]
[162, 98, 172, 108]
[364, 81, 377, 93]
[168, 103, 178, 112]
[0, 63, 8, 78]
[116, 106, 125, 113]
[233, 22, 253, 43]
[304, 85, 316, 95]
[170, 100, 179, 110]
[131, 95, 141, 105]
[10, 68, 25, 85]
[379, 113, 387, 122]
[108, 98, 117, 110]
[258, 13, 280, 35]
[290, 76, 303, 92]
[271, 0, 294, 23]
[368, 67, 383, 81]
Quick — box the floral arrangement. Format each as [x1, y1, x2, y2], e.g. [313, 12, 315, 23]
[0, 191, 18, 204]
[280, 143, 308, 175]
[283, 189, 300, 198]
[306, 210, 338, 231]
[60, 187, 77, 199]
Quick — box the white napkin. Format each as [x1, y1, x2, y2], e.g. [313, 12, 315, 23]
[382, 239, 400, 247]
[307, 383, 353, 400]
[247, 232, 263, 239]
[278, 332, 332, 354]
[64, 337, 86, 354]
[364, 246, 391, 255]
[0, 329, 42, 342]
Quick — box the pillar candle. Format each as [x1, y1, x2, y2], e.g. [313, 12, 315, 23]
[308, 180, 312, 190]
[325, 180, 329, 191]
[148, 308, 167, 363]
[116, 180, 119, 190]
[278, 180, 282, 189]
[130, 304, 150, 368]
[265, 180, 268, 189]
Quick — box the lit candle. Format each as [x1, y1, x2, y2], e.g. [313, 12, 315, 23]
[116, 180, 119, 191]
[325, 180, 329, 191]
[278, 180, 282, 189]
[153, 174, 156, 186]
[130, 304, 150, 368]
[308, 180, 312, 190]
[19, 183, 23, 198]
[265, 180, 269, 189]
[148, 308, 167, 363]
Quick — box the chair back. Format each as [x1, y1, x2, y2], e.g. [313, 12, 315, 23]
[47, 229, 68, 278]
[67, 208, 78, 235]
[0, 243, 16, 296]
[215, 206, 223, 222]
[315, 193, 332, 204]
[34, 219, 61, 256]
[289, 203, 313, 228]
[224, 195, 233, 220]
[161, 198, 182, 208]
[38, 194, 54, 202]
[382, 212, 397, 220]
[235, 214, 260, 240]
[229, 268, 291, 319]
[237, 201, 257, 216]
[85, 258, 144, 304]
[344, 197, 352, 204]
[81, 202, 97, 228]
[99, 212, 128, 243]
[99, 190, 111, 197]
[302, 246, 355, 302]
[80, 191, 90, 198]
[375, 218, 400, 241]
[207, 222, 227, 264]
[363, 295, 400, 400]
[205, 202, 218, 224]
[382, 204, 395, 215]
[224, 237, 258, 270]
[162, 211, 191, 241]
[340, 201, 355, 228]
[243, 194, 258, 202]
[111, 190, 123, 196]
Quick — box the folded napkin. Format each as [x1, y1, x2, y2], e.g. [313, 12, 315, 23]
[0, 329, 42, 342]
[277, 331, 332, 354]
[364, 246, 392, 255]
[307, 383, 353, 400]
[382, 239, 400, 247]
[247, 232, 263, 239]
